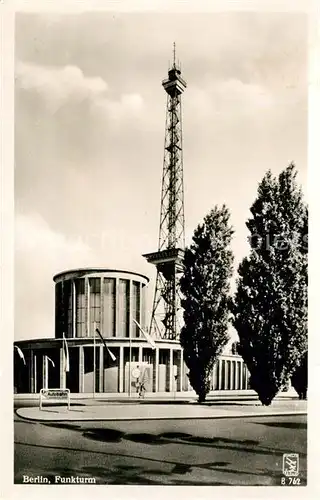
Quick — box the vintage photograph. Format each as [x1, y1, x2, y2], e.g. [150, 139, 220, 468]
[14, 9, 308, 487]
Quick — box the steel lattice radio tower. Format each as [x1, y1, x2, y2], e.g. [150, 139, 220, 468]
[143, 44, 186, 340]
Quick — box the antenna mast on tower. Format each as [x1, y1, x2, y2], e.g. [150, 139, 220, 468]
[143, 44, 187, 340]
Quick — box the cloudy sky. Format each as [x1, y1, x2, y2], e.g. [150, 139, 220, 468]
[15, 11, 307, 341]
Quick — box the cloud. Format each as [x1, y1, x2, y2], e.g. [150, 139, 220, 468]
[15, 211, 154, 340]
[16, 61, 108, 113]
[15, 212, 91, 257]
[216, 79, 273, 112]
[93, 92, 144, 123]
[15, 212, 94, 340]
[14, 60, 147, 218]
[16, 61, 145, 121]
[187, 78, 274, 123]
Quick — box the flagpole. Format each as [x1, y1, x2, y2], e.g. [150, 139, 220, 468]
[93, 321, 96, 398]
[45, 355, 48, 389]
[62, 332, 69, 388]
[129, 325, 132, 398]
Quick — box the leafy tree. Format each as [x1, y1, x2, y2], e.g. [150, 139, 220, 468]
[290, 203, 308, 400]
[232, 164, 308, 405]
[180, 205, 234, 403]
[291, 351, 308, 399]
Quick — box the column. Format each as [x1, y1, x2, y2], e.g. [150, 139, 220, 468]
[235, 361, 239, 390]
[42, 356, 48, 390]
[100, 277, 103, 334]
[59, 348, 66, 389]
[139, 282, 143, 327]
[79, 346, 84, 393]
[129, 280, 133, 339]
[179, 350, 183, 391]
[230, 360, 234, 391]
[244, 365, 248, 389]
[119, 345, 124, 393]
[115, 278, 119, 337]
[72, 280, 76, 338]
[218, 359, 222, 390]
[212, 362, 217, 391]
[169, 349, 173, 392]
[99, 345, 104, 393]
[153, 348, 159, 392]
[138, 346, 143, 389]
[239, 361, 243, 390]
[224, 359, 228, 390]
[217, 362, 220, 390]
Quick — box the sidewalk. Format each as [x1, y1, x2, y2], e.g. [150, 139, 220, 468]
[13, 389, 255, 401]
[16, 393, 307, 422]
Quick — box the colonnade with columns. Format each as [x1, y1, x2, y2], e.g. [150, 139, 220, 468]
[26, 341, 250, 394]
[211, 356, 249, 391]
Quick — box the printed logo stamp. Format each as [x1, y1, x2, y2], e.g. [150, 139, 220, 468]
[282, 453, 299, 477]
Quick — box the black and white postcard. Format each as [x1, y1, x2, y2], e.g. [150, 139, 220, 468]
[2, 0, 318, 498]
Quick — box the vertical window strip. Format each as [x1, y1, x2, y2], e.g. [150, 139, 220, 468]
[103, 278, 116, 337]
[89, 278, 101, 334]
[132, 281, 140, 337]
[118, 279, 129, 337]
[75, 278, 86, 338]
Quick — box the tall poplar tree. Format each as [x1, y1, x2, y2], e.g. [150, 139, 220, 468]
[233, 164, 308, 405]
[291, 206, 308, 399]
[180, 205, 234, 403]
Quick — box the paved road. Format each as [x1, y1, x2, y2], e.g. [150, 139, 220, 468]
[14, 410, 307, 486]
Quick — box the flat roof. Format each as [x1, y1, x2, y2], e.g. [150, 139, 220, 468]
[53, 268, 150, 283]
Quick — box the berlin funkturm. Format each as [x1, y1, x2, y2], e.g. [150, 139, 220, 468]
[143, 44, 187, 341]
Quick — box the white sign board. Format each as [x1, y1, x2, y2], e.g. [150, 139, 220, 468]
[39, 388, 70, 410]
